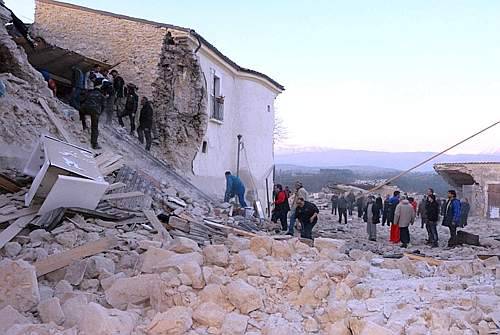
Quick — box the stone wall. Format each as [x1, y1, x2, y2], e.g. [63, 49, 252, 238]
[33, 1, 166, 100]
[152, 37, 207, 171]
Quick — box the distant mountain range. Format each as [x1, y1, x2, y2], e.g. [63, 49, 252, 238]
[275, 149, 500, 172]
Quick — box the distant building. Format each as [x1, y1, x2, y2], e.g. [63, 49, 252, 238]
[434, 162, 500, 219]
[32, 0, 284, 207]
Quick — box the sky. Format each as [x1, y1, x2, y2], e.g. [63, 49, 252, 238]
[6, 0, 500, 155]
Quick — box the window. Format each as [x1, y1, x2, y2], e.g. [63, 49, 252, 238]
[267, 105, 271, 113]
[210, 74, 224, 121]
[202, 141, 208, 153]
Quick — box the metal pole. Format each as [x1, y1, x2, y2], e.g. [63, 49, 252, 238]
[368, 120, 500, 193]
[265, 178, 271, 217]
[236, 134, 242, 177]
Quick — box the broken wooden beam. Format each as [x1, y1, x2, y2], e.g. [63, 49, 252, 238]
[106, 182, 127, 192]
[34, 237, 118, 277]
[100, 160, 125, 176]
[143, 210, 172, 242]
[38, 98, 71, 142]
[203, 219, 256, 238]
[0, 173, 22, 193]
[66, 207, 125, 221]
[101, 191, 144, 201]
[33, 207, 66, 231]
[0, 206, 40, 224]
[0, 214, 37, 249]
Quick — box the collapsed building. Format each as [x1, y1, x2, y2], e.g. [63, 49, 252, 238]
[434, 162, 500, 219]
[30, 0, 284, 209]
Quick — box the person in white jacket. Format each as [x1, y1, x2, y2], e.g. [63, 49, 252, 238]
[394, 197, 416, 248]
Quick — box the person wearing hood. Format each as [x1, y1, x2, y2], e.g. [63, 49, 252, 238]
[425, 194, 440, 247]
[363, 195, 382, 241]
[394, 196, 415, 248]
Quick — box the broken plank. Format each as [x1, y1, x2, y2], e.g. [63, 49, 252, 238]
[143, 210, 172, 242]
[106, 182, 127, 192]
[100, 160, 125, 175]
[38, 98, 71, 142]
[34, 237, 118, 277]
[98, 154, 123, 169]
[403, 253, 443, 266]
[66, 207, 124, 221]
[0, 206, 40, 224]
[0, 173, 21, 193]
[203, 219, 256, 238]
[101, 191, 144, 201]
[0, 214, 37, 249]
[95, 152, 114, 166]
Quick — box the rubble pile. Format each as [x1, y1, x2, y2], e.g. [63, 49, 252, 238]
[2, 179, 500, 335]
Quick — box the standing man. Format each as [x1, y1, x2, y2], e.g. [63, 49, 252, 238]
[426, 194, 440, 247]
[271, 184, 290, 231]
[119, 83, 138, 134]
[346, 191, 356, 216]
[110, 70, 125, 116]
[460, 198, 470, 227]
[394, 196, 415, 248]
[286, 181, 308, 235]
[295, 197, 319, 239]
[442, 190, 461, 247]
[389, 191, 401, 243]
[356, 193, 365, 219]
[331, 193, 338, 215]
[337, 194, 348, 224]
[80, 78, 105, 150]
[137, 97, 153, 151]
[101, 79, 114, 125]
[382, 194, 390, 226]
[70, 66, 85, 110]
[224, 171, 247, 207]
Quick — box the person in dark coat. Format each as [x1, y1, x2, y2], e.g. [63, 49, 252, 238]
[118, 83, 138, 134]
[80, 78, 105, 149]
[337, 195, 348, 224]
[356, 194, 365, 219]
[271, 184, 290, 231]
[442, 190, 461, 247]
[295, 197, 319, 239]
[425, 194, 440, 247]
[137, 97, 153, 151]
[387, 191, 401, 225]
[331, 194, 338, 215]
[460, 198, 470, 227]
[101, 79, 115, 125]
[346, 191, 355, 216]
[363, 195, 382, 241]
[382, 194, 390, 226]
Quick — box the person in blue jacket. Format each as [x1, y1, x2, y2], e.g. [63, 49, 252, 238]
[224, 171, 247, 207]
[442, 189, 461, 247]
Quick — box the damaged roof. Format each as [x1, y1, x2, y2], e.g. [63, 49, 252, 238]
[36, 0, 285, 91]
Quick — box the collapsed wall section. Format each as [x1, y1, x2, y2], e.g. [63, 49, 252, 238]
[152, 37, 208, 171]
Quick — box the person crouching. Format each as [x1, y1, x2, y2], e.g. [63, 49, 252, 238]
[295, 197, 319, 240]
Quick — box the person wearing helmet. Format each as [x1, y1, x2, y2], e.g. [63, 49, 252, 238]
[80, 77, 105, 149]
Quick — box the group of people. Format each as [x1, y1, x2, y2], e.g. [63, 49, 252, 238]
[270, 181, 319, 239]
[69, 64, 153, 151]
[331, 188, 470, 248]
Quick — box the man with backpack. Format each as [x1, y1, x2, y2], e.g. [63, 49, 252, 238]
[118, 83, 138, 134]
